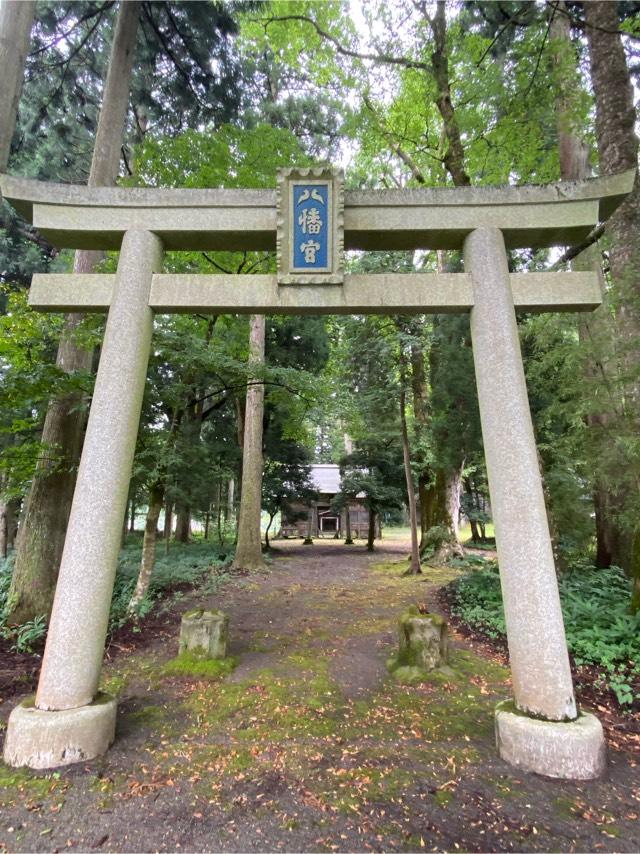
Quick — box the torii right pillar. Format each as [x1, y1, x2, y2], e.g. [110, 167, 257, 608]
[464, 227, 606, 779]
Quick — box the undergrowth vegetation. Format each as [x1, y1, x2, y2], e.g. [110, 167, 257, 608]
[448, 562, 640, 707]
[109, 537, 233, 629]
[0, 537, 234, 652]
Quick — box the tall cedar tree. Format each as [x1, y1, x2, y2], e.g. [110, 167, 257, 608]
[7, 1, 244, 622]
[584, 1, 640, 607]
[9, 0, 141, 623]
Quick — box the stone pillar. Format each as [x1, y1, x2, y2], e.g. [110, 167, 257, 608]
[464, 227, 576, 722]
[36, 230, 163, 711]
[465, 228, 605, 779]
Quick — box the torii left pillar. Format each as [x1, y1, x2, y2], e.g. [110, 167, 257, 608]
[4, 231, 163, 768]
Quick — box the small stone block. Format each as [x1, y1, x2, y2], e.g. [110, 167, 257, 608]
[179, 609, 228, 659]
[399, 607, 449, 671]
[495, 701, 606, 780]
[3, 693, 117, 769]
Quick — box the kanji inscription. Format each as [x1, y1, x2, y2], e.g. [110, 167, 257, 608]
[277, 167, 344, 285]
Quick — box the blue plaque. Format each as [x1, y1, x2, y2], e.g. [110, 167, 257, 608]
[291, 183, 330, 272]
[277, 167, 344, 285]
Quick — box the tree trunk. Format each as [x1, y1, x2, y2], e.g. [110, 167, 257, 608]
[128, 483, 163, 613]
[424, 469, 448, 531]
[129, 499, 136, 533]
[399, 347, 421, 574]
[232, 315, 267, 571]
[425, 467, 464, 564]
[585, 0, 640, 575]
[463, 476, 478, 543]
[344, 505, 353, 544]
[226, 478, 235, 523]
[0, 499, 7, 560]
[0, 471, 19, 559]
[204, 511, 210, 540]
[410, 337, 430, 550]
[367, 510, 376, 552]
[163, 500, 173, 553]
[0, 0, 35, 171]
[429, 1, 471, 187]
[425, 3, 472, 542]
[551, 1, 612, 571]
[446, 464, 463, 544]
[8, 0, 141, 624]
[417, 476, 429, 550]
[217, 486, 224, 545]
[6, 498, 19, 551]
[550, 4, 590, 182]
[175, 508, 191, 543]
[304, 503, 314, 544]
[631, 528, 640, 615]
[264, 512, 276, 550]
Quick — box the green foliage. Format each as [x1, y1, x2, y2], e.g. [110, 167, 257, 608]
[448, 553, 493, 570]
[0, 541, 233, 646]
[9, 615, 47, 653]
[449, 563, 640, 706]
[238, 0, 356, 156]
[327, 312, 406, 523]
[109, 539, 232, 630]
[0, 554, 47, 651]
[0, 288, 99, 496]
[132, 123, 312, 192]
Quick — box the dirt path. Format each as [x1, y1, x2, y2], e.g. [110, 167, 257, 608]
[1, 539, 639, 853]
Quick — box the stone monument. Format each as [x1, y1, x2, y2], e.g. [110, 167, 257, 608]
[387, 605, 449, 683]
[179, 609, 229, 660]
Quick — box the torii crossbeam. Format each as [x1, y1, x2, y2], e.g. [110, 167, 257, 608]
[1, 168, 634, 779]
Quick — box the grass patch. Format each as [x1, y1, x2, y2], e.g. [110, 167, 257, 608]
[163, 652, 238, 679]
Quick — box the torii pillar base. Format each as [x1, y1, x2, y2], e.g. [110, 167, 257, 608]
[495, 701, 606, 780]
[3, 693, 117, 769]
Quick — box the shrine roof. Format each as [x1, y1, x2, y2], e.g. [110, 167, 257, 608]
[311, 464, 342, 495]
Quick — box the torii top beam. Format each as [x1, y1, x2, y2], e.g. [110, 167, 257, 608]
[0, 170, 634, 252]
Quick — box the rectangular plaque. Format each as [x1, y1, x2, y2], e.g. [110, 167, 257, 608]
[277, 167, 344, 285]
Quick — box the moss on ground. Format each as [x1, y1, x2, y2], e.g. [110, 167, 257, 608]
[124, 704, 168, 725]
[554, 795, 579, 818]
[434, 788, 454, 806]
[163, 652, 238, 679]
[3, 543, 636, 854]
[133, 632, 506, 820]
[371, 559, 461, 587]
[0, 549, 509, 835]
[0, 766, 68, 808]
[100, 652, 165, 696]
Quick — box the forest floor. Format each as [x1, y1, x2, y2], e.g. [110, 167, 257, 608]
[0, 537, 639, 853]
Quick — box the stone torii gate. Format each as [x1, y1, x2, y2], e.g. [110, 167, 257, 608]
[1, 167, 634, 779]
